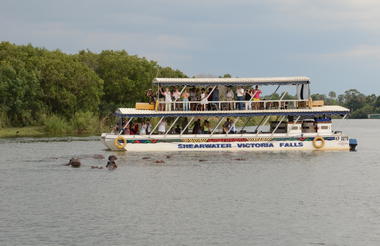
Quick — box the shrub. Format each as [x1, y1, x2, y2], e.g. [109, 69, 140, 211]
[71, 111, 100, 135]
[44, 115, 71, 135]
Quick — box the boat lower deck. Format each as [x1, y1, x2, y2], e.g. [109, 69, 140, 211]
[101, 132, 350, 152]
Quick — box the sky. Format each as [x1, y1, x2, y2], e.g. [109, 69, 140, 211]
[1, 0, 380, 94]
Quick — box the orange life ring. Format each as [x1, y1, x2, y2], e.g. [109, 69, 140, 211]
[312, 136, 325, 149]
[114, 136, 127, 149]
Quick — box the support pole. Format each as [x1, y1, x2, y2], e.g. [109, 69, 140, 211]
[149, 117, 164, 136]
[294, 115, 301, 124]
[180, 117, 194, 136]
[240, 117, 251, 135]
[119, 117, 133, 135]
[255, 116, 271, 137]
[270, 115, 285, 138]
[165, 117, 180, 136]
[210, 117, 225, 136]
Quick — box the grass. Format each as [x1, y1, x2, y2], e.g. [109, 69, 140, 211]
[0, 126, 45, 138]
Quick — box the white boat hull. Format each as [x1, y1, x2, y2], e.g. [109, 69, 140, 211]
[101, 133, 350, 152]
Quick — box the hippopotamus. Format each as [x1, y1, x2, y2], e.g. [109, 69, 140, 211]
[106, 155, 118, 169]
[67, 158, 81, 168]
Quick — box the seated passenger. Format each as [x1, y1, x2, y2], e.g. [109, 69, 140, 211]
[158, 120, 166, 134]
[174, 125, 181, 134]
[202, 120, 211, 134]
[223, 118, 232, 134]
[192, 119, 202, 134]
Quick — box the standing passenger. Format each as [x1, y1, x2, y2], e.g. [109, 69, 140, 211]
[252, 85, 262, 109]
[236, 87, 245, 110]
[172, 88, 181, 110]
[161, 88, 172, 111]
[182, 89, 190, 111]
[200, 88, 208, 111]
[226, 87, 235, 110]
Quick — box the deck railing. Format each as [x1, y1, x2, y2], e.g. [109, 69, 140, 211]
[155, 99, 310, 111]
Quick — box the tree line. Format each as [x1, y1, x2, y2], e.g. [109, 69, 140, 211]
[0, 42, 379, 129]
[0, 42, 185, 128]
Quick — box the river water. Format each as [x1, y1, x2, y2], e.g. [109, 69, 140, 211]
[0, 119, 379, 246]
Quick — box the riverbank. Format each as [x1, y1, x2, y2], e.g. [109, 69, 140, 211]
[0, 126, 46, 138]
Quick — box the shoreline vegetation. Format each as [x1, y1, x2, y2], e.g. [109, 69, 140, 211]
[1, 42, 380, 138]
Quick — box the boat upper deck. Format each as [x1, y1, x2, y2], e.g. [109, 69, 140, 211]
[115, 105, 349, 118]
[153, 76, 310, 86]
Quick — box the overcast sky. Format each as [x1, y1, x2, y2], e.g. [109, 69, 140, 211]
[1, 0, 380, 94]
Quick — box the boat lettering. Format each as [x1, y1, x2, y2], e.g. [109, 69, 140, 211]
[237, 143, 274, 148]
[178, 143, 232, 149]
[279, 142, 303, 147]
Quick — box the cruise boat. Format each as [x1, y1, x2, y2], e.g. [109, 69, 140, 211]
[101, 76, 358, 152]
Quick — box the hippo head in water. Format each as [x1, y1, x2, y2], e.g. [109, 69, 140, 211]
[69, 158, 81, 168]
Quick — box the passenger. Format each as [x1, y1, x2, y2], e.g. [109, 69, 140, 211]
[230, 120, 237, 134]
[158, 120, 166, 134]
[158, 88, 165, 111]
[236, 87, 245, 110]
[192, 119, 202, 134]
[146, 89, 155, 104]
[200, 88, 208, 111]
[133, 122, 139, 135]
[172, 88, 181, 110]
[202, 120, 211, 134]
[252, 85, 262, 109]
[245, 89, 253, 110]
[161, 88, 172, 111]
[182, 89, 190, 111]
[140, 122, 147, 135]
[174, 125, 181, 134]
[146, 120, 152, 135]
[226, 87, 235, 110]
[222, 118, 232, 134]
[211, 87, 220, 110]
[123, 123, 130, 135]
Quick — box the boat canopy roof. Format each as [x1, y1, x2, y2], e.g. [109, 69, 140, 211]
[153, 76, 310, 86]
[115, 105, 349, 118]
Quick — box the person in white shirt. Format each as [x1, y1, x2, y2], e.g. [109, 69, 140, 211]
[161, 88, 172, 111]
[158, 120, 166, 134]
[200, 88, 208, 111]
[140, 122, 147, 135]
[236, 87, 245, 110]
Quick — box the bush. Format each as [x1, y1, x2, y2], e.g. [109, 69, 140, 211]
[44, 115, 72, 135]
[71, 111, 100, 135]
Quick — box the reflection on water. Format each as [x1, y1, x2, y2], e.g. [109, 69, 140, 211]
[0, 119, 380, 245]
